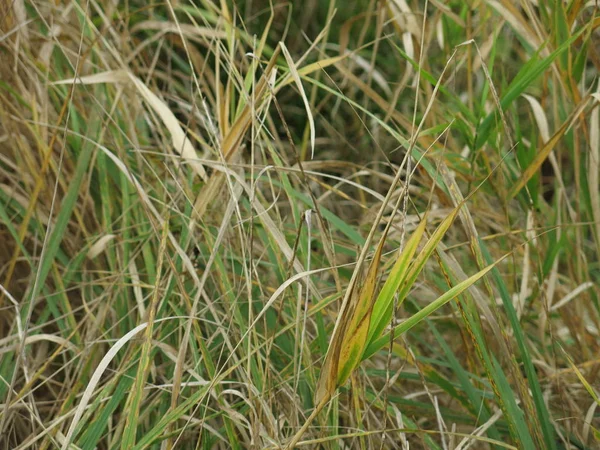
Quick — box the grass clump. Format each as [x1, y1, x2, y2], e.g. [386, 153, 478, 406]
[0, 1, 599, 449]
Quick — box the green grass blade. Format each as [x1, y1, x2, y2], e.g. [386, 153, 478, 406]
[367, 217, 427, 345]
[474, 28, 585, 150]
[395, 208, 460, 304]
[480, 241, 557, 449]
[362, 255, 500, 360]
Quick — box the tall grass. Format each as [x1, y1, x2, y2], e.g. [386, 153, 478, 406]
[0, 1, 599, 449]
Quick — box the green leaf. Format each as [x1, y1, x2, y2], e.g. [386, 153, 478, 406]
[395, 208, 460, 303]
[362, 255, 501, 361]
[480, 242, 557, 449]
[474, 28, 584, 150]
[367, 218, 427, 346]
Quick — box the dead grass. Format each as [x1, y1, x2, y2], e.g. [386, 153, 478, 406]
[0, 0, 599, 449]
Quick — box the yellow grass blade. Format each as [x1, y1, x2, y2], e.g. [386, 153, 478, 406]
[336, 229, 387, 386]
[315, 227, 388, 404]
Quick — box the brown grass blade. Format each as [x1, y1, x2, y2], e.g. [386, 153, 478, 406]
[508, 95, 591, 199]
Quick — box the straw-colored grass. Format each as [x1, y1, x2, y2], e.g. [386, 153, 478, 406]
[1, 1, 599, 449]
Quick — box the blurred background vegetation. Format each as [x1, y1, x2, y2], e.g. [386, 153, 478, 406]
[0, 0, 599, 449]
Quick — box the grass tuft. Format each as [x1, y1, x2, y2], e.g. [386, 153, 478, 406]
[1, 1, 599, 449]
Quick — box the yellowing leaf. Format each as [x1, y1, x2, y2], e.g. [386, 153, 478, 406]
[508, 95, 591, 199]
[193, 47, 281, 219]
[315, 227, 387, 405]
[278, 54, 349, 89]
[336, 230, 386, 386]
[561, 348, 600, 406]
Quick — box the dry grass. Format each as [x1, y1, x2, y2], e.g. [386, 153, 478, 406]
[1, 0, 599, 449]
